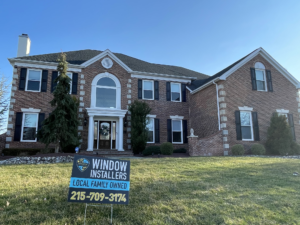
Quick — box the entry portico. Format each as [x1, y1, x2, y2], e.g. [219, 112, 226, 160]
[86, 72, 127, 152]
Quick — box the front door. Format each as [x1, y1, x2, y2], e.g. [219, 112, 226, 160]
[98, 121, 111, 149]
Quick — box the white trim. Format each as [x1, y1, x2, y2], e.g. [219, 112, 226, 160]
[21, 113, 38, 142]
[25, 69, 42, 92]
[86, 108, 127, 117]
[276, 109, 289, 114]
[21, 108, 41, 113]
[172, 119, 183, 144]
[146, 117, 155, 144]
[91, 72, 121, 109]
[131, 74, 192, 83]
[142, 80, 154, 100]
[81, 49, 132, 72]
[170, 115, 184, 120]
[219, 48, 300, 88]
[147, 114, 157, 118]
[240, 111, 254, 141]
[10, 61, 82, 72]
[132, 71, 197, 80]
[238, 106, 253, 111]
[171, 82, 181, 102]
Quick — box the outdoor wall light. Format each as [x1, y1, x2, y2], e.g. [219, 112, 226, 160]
[84, 118, 87, 126]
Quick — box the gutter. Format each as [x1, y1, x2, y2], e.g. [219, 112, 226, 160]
[213, 81, 221, 130]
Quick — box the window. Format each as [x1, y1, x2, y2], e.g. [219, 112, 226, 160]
[21, 113, 38, 142]
[172, 120, 182, 143]
[143, 80, 154, 100]
[240, 111, 253, 140]
[255, 62, 267, 91]
[26, 69, 42, 91]
[146, 118, 154, 143]
[67, 72, 72, 94]
[171, 83, 181, 101]
[96, 77, 117, 108]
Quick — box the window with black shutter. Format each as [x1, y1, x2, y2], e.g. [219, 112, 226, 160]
[37, 113, 45, 141]
[266, 70, 273, 92]
[155, 118, 160, 143]
[51, 71, 58, 92]
[41, 70, 48, 92]
[71, 73, 78, 94]
[19, 68, 27, 91]
[138, 79, 142, 99]
[14, 112, 23, 141]
[154, 81, 159, 100]
[235, 111, 242, 140]
[182, 84, 186, 102]
[166, 82, 171, 101]
[183, 120, 188, 143]
[167, 119, 172, 142]
[252, 112, 260, 141]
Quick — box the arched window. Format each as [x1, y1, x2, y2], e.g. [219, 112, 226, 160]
[254, 62, 267, 91]
[96, 77, 117, 108]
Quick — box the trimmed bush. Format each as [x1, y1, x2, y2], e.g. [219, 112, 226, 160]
[173, 148, 187, 153]
[251, 144, 266, 155]
[231, 144, 244, 156]
[290, 142, 300, 155]
[160, 142, 173, 155]
[142, 146, 161, 156]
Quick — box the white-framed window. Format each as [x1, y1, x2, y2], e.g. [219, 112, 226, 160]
[26, 69, 42, 92]
[67, 72, 72, 94]
[146, 118, 154, 143]
[255, 62, 267, 91]
[171, 83, 181, 102]
[172, 120, 183, 143]
[143, 80, 154, 100]
[21, 113, 38, 142]
[96, 77, 117, 108]
[240, 111, 253, 141]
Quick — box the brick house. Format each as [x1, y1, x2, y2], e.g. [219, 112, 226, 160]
[4, 34, 300, 155]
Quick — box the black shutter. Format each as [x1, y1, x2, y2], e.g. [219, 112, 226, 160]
[166, 82, 171, 101]
[154, 81, 159, 100]
[183, 120, 188, 143]
[41, 70, 48, 92]
[19, 68, 27, 91]
[37, 113, 45, 141]
[266, 70, 273, 92]
[155, 118, 160, 143]
[182, 84, 186, 102]
[51, 71, 58, 92]
[250, 68, 257, 90]
[235, 111, 242, 140]
[167, 119, 172, 142]
[138, 79, 142, 99]
[288, 114, 296, 140]
[72, 73, 78, 95]
[14, 112, 23, 141]
[252, 112, 260, 141]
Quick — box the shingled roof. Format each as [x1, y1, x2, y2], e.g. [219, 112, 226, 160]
[15, 49, 209, 80]
[188, 49, 258, 91]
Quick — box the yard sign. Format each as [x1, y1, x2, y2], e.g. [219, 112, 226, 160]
[68, 155, 130, 205]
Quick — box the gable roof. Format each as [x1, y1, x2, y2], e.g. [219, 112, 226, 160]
[14, 49, 209, 80]
[188, 48, 300, 93]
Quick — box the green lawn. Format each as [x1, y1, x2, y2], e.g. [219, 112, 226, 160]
[0, 157, 300, 224]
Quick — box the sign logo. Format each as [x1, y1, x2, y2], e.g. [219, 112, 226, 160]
[76, 158, 90, 172]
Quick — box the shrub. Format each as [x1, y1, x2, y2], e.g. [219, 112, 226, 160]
[2, 148, 41, 156]
[290, 142, 300, 155]
[142, 146, 161, 156]
[40, 148, 55, 154]
[266, 113, 293, 155]
[173, 148, 187, 153]
[251, 144, 266, 155]
[160, 142, 173, 155]
[231, 144, 244, 156]
[62, 144, 79, 153]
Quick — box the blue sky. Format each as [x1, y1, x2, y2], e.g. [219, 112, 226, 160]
[1, 0, 300, 81]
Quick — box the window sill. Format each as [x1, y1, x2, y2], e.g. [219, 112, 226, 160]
[147, 142, 154, 144]
[21, 140, 37, 142]
[172, 142, 183, 144]
[142, 98, 154, 101]
[25, 90, 41, 92]
[242, 139, 254, 141]
[256, 90, 267, 92]
[171, 100, 182, 102]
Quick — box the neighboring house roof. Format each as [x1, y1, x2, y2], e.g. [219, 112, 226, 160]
[14, 49, 209, 80]
[187, 47, 300, 93]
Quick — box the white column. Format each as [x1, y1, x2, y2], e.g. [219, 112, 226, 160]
[87, 115, 94, 151]
[118, 116, 124, 151]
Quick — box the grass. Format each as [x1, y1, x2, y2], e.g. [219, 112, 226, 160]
[0, 157, 300, 224]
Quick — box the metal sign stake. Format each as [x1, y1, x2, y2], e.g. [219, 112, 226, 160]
[84, 203, 113, 225]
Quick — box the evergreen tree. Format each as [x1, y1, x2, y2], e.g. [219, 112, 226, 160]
[266, 113, 293, 155]
[129, 100, 151, 154]
[37, 53, 80, 153]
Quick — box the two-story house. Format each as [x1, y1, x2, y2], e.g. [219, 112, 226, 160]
[4, 34, 300, 156]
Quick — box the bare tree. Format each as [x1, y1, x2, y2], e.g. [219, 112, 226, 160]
[0, 73, 10, 133]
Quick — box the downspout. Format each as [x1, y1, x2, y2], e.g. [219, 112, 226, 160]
[213, 81, 220, 130]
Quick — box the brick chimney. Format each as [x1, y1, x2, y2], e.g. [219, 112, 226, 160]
[17, 34, 31, 57]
